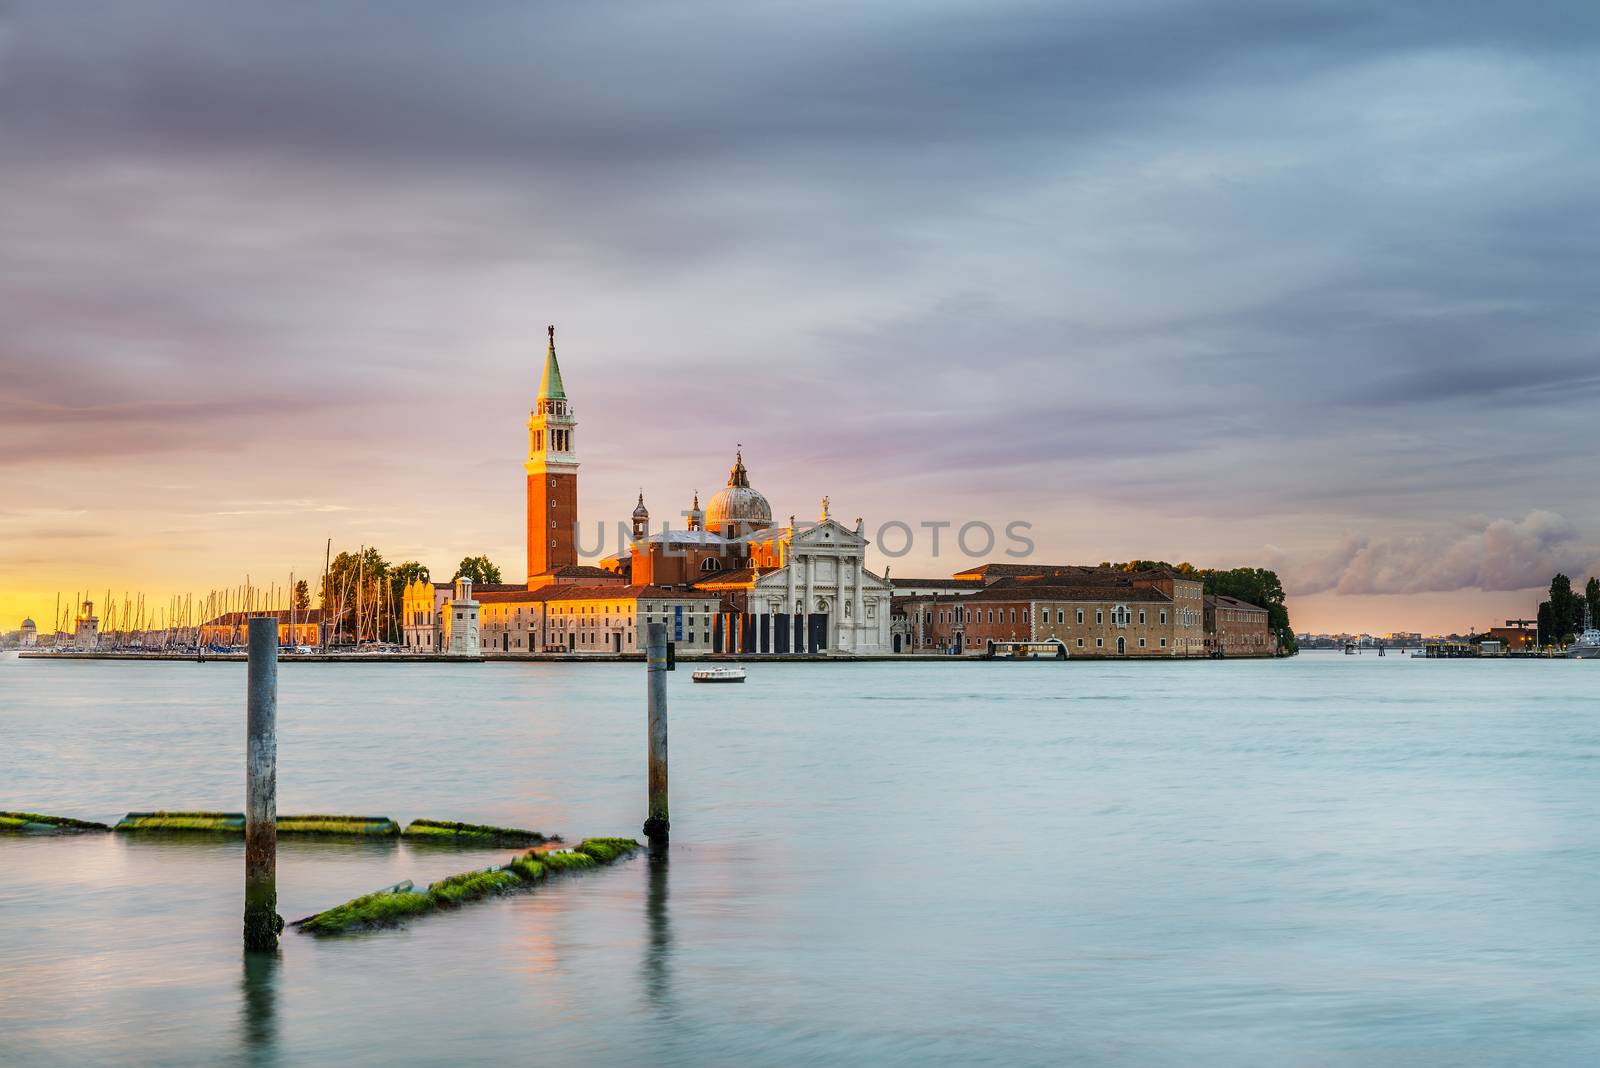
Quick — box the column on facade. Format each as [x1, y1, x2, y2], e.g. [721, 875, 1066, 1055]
[838, 549, 851, 652]
[803, 552, 813, 654]
[853, 554, 863, 651]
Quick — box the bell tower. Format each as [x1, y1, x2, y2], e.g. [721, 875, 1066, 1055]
[526, 325, 578, 582]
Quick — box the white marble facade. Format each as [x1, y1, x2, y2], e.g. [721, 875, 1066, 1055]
[748, 518, 893, 653]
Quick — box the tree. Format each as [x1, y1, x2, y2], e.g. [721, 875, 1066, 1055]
[321, 546, 390, 644]
[1587, 576, 1599, 629]
[1549, 573, 1581, 645]
[292, 580, 311, 612]
[454, 555, 502, 585]
[1202, 566, 1296, 655]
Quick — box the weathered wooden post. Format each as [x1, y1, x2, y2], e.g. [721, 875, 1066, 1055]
[244, 617, 282, 950]
[643, 622, 669, 846]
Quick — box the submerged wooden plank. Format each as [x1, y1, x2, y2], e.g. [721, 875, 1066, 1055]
[293, 838, 643, 935]
[401, 819, 554, 846]
[0, 811, 110, 834]
[115, 812, 398, 835]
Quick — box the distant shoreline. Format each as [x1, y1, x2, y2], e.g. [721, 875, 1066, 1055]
[15, 650, 1279, 664]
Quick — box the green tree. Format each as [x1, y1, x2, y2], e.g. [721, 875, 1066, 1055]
[1201, 566, 1297, 655]
[292, 579, 311, 612]
[1549, 573, 1580, 645]
[321, 547, 390, 644]
[1586, 576, 1599, 629]
[454, 555, 502, 585]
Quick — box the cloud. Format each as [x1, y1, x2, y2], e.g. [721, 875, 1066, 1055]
[1, 0, 1599, 626]
[1287, 511, 1597, 596]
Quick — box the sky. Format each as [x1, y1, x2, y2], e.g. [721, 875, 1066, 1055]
[1, 0, 1597, 636]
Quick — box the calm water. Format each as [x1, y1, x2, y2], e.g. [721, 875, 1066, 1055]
[2, 652, 1599, 1066]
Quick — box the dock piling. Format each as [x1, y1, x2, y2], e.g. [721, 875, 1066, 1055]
[643, 622, 670, 846]
[244, 617, 282, 950]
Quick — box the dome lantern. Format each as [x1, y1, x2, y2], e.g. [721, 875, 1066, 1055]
[704, 445, 773, 538]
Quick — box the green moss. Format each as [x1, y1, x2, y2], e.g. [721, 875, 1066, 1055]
[114, 812, 397, 836]
[296, 883, 434, 934]
[539, 849, 599, 874]
[427, 868, 524, 906]
[114, 811, 244, 833]
[402, 819, 550, 845]
[0, 811, 109, 833]
[278, 816, 399, 837]
[296, 833, 635, 937]
[575, 837, 642, 864]
[508, 856, 547, 882]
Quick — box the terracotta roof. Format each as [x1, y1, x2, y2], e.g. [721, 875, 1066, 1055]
[1206, 594, 1266, 612]
[547, 564, 623, 579]
[951, 562, 1079, 579]
[474, 589, 547, 604]
[964, 583, 1171, 604]
[692, 567, 759, 588]
[474, 584, 722, 604]
[890, 577, 982, 589]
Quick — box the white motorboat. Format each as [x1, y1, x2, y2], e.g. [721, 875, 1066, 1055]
[1568, 604, 1600, 659]
[692, 666, 747, 683]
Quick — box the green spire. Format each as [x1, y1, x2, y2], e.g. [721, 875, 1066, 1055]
[539, 324, 566, 400]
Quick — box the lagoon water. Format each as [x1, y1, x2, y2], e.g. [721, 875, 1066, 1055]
[2, 652, 1599, 1066]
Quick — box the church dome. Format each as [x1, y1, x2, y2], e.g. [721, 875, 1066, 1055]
[21, 618, 35, 627]
[632, 492, 649, 519]
[704, 449, 772, 536]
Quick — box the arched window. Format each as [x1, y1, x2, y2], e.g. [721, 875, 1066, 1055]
[700, 558, 722, 572]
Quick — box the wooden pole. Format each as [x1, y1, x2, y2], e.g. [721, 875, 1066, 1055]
[244, 617, 281, 951]
[643, 622, 669, 846]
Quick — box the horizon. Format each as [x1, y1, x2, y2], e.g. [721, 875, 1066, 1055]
[3, 2, 1598, 636]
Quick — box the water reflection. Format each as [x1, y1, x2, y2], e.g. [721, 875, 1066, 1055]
[641, 846, 673, 1011]
[238, 951, 280, 1068]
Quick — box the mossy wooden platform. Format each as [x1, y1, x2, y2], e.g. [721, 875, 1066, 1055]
[293, 837, 643, 935]
[0, 811, 110, 834]
[401, 819, 555, 846]
[114, 812, 399, 836]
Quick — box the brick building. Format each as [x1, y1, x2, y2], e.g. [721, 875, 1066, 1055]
[892, 564, 1277, 657]
[1203, 595, 1274, 656]
[201, 608, 326, 648]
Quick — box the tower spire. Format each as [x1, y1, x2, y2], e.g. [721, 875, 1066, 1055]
[539, 324, 566, 400]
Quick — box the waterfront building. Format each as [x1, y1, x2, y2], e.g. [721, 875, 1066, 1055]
[19, 617, 36, 647]
[442, 577, 480, 655]
[199, 610, 326, 648]
[1203, 595, 1273, 656]
[964, 571, 1206, 656]
[72, 600, 99, 651]
[479, 584, 722, 654]
[894, 565, 1231, 656]
[408, 573, 723, 656]
[1484, 626, 1535, 651]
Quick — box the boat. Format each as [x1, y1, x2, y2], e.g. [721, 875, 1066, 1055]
[1567, 604, 1600, 659]
[692, 666, 747, 683]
